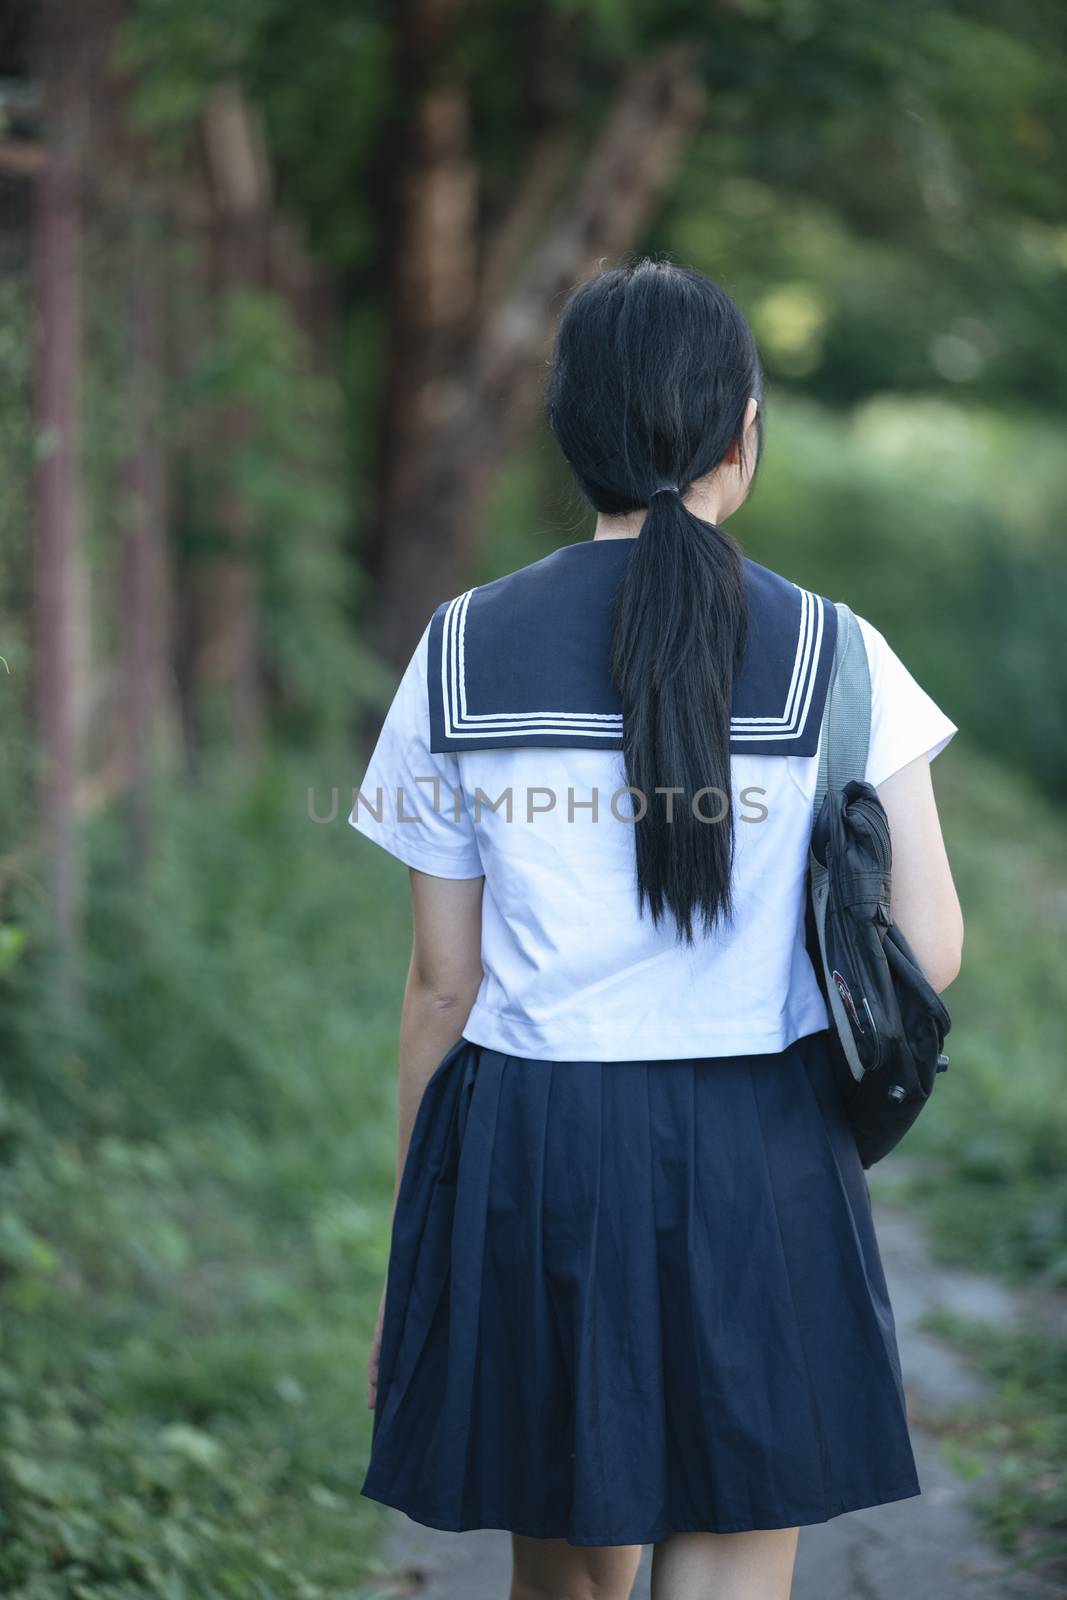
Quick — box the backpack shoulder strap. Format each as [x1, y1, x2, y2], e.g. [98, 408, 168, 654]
[813, 602, 873, 820]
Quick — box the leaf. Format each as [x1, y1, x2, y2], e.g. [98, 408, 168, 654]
[0, 923, 27, 976]
[156, 1425, 227, 1472]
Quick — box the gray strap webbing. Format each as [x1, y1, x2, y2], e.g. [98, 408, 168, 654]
[809, 603, 873, 1084]
[814, 602, 872, 818]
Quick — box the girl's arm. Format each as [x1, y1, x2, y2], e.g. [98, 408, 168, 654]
[876, 753, 963, 993]
[369, 868, 484, 1410]
[390, 866, 485, 1214]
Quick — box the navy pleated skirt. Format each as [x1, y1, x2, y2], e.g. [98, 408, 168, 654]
[361, 1027, 921, 1545]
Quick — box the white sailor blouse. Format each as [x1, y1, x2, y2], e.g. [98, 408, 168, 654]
[349, 538, 958, 1063]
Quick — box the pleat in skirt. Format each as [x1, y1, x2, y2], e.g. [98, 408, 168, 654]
[360, 1027, 921, 1545]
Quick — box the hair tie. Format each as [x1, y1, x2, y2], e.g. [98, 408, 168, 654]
[649, 483, 680, 502]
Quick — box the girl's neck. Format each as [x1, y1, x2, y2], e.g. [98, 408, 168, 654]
[593, 481, 731, 540]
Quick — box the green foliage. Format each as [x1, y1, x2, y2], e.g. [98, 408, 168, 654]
[920, 1310, 1067, 1572]
[669, 153, 1067, 408]
[118, 1, 391, 273]
[116, 0, 279, 150]
[880, 746, 1067, 1287]
[911, 9, 1065, 218]
[660, 0, 1067, 411]
[731, 395, 1067, 797]
[0, 756, 413, 1596]
[183, 288, 376, 745]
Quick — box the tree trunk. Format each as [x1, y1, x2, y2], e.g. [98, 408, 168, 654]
[194, 80, 272, 758]
[364, 0, 475, 590]
[32, 0, 88, 968]
[81, 0, 179, 869]
[119, 207, 171, 871]
[372, 40, 706, 667]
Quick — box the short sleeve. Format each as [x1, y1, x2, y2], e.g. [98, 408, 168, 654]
[855, 614, 959, 789]
[347, 620, 484, 879]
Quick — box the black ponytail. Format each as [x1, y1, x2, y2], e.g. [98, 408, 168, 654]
[545, 259, 764, 944]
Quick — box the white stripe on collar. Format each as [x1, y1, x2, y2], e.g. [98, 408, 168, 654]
[439, 581, 826, 744]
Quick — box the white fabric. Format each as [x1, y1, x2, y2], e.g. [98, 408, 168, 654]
[348, 608, 957, 1062]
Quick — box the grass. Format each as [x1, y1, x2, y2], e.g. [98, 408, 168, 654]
[0, 754, 417, 1598]
[917, 1310, 1067, 1580]
[870, 737, 1067, 1575]
[887, 735, 1067, 1285]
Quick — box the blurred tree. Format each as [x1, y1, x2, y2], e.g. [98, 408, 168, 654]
[120, 0, 710, 659]
[199, 79, 273, 758]
[139, 0, 1062, 658]
[368, 26, 706, 662]
[31, 0, 90, 973]
[92, 0, 177, 871]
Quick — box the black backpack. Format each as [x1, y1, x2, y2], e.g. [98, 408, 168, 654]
[805, 604, 952, 1169]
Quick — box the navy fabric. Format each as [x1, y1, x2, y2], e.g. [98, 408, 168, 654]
[361, 1028, 921, 1544]
[427, 539, 838, 757]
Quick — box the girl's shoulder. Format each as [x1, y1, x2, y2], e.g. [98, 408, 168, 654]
[426, 542, 839, 760]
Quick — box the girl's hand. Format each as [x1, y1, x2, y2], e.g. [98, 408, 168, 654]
[367, 1281, 388, 1410]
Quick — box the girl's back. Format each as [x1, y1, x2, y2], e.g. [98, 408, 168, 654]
[350, 258, 963, 1600]
[352, 538, 955, 1061]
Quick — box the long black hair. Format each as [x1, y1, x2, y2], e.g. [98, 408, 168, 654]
[545, 258, 764, 945]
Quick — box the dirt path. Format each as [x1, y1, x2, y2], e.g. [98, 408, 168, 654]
[368, 1193, 1063, 1599]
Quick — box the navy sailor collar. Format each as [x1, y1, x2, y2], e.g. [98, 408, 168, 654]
[427, 537, 837, 757]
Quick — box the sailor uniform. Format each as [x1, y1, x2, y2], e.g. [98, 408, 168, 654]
[348, 536, 958, 1544]
[428, 542, 836, 755]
